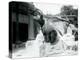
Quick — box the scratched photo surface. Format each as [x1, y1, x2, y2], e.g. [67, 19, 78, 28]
[9, 1, 78, 58]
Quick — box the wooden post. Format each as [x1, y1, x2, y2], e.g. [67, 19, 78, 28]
[28, 15, 35, 40]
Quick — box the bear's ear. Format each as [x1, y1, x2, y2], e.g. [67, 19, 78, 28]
[38, 15, 45, 27]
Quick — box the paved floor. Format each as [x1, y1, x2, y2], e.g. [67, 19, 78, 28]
[12, 30, 78, 58]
